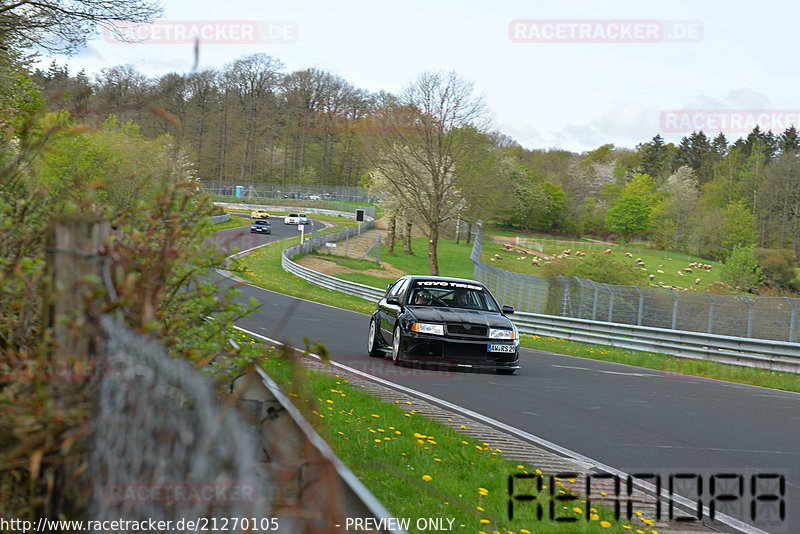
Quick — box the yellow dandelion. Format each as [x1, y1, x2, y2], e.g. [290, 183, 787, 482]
[479, 519, 490, 524]
[600, 521, 611, 528]
[476, 506, 485, 512]
[422, 475, 432, 482]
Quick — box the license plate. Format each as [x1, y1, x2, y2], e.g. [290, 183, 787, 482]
[488, 344, 515, 353]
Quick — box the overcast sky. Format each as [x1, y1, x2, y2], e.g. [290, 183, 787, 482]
[43, 0, 800, 153]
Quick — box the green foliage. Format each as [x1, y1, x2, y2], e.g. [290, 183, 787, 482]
[605, 194, 651, 244]
[720, 245, 763, 292]
[721, 200, 756, 257]
[754, 248, 796, 289]
[35, 115, 195, 213]
[0, 108, 250, 521]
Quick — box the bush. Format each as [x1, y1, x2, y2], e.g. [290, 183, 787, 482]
[720, 246, 763, 292]
[754, 248, 796, 289]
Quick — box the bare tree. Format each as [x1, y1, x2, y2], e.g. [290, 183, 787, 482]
[0, 0, 161, 53]
[366, 71, 487, 275]
[224, 54, 283, 181]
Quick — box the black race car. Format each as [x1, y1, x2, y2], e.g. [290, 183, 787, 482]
[250, 219, 271, 234]
[367, 276, 520, 374]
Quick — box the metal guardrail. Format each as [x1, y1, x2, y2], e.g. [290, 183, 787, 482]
[231, 359, 406, 534]
[209, 213, 231, 224]
[512, 311, 800, 373]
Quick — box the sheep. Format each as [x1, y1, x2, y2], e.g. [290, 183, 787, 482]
[625, 252, 633, 258]
[604, 249, 612, 254]
[649, 274, 655, 279]
[695, 278, 701, 284]
[657, 269, 664, 274]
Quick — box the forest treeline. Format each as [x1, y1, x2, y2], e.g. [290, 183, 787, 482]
[31, 55, 800, 273]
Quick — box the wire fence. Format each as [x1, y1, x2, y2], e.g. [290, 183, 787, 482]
[89, 316, 274, 526]
[471, 225, 800, 342]
[200, 181, 376, 204]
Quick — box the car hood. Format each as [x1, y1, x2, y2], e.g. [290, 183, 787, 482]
[407, 307, 512, 328]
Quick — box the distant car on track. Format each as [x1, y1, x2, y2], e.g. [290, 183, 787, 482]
[367, 275, 520, 374]
[284, 213, 310, 225]
[250, 209, 269, 219]
[250, 219, 271, 234]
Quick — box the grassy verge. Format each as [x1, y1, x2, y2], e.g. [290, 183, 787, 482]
[237, 235, 800, 393]
[228, 332, 649, 534]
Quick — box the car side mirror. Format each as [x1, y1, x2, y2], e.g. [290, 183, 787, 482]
[386, 296, 401, 306]
[502, 305, 515, 315]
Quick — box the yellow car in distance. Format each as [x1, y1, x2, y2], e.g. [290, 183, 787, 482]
[250, 209, 270, 219]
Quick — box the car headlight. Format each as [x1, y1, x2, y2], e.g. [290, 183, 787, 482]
[489, 328, 515, 340]
[411, 323, 444, 335]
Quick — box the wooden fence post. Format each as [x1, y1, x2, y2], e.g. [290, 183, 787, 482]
[45, 216, 110, 360]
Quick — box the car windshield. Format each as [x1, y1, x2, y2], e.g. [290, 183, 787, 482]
[407, 281, 499, 312]
[253, 220, 269, 225]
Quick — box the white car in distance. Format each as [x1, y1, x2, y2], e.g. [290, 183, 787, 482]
[284, 213, 310, 225]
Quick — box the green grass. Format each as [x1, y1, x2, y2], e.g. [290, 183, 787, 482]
[227, 331, 646, 534]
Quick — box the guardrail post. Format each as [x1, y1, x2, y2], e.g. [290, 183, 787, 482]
[743, 296, 754, 338]
[786, 297, 796, 342]
[704, 293, 714, 334]
[667, 289, 678, 329]
[607, 285, 614, 322]
[634, 286, 644, 326]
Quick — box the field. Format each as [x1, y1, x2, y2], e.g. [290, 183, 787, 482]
[479, 237, 725, 291]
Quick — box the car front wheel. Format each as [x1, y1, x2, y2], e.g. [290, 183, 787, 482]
[368, 317, 382, 358]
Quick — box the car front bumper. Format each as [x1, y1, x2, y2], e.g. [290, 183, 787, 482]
[398, 332, 520, 370]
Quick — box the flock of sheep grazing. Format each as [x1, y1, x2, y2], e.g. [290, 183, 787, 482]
[491, 243, 714, 291]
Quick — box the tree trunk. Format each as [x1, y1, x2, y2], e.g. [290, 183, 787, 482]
[466, 222, 472, 244]
[455, 214, 461, 245]
[404, 220, 413, 255]
[427, 224, 439, 276]
[387, 215, 396, 255]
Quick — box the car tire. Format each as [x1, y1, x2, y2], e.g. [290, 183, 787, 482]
[391, 326, 403, 366]
[368, 317, 382, 358]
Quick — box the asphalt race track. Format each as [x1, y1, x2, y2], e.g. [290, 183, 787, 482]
[216, 222, 800, 534]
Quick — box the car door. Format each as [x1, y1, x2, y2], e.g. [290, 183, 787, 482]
[379, 277, 407, 344]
